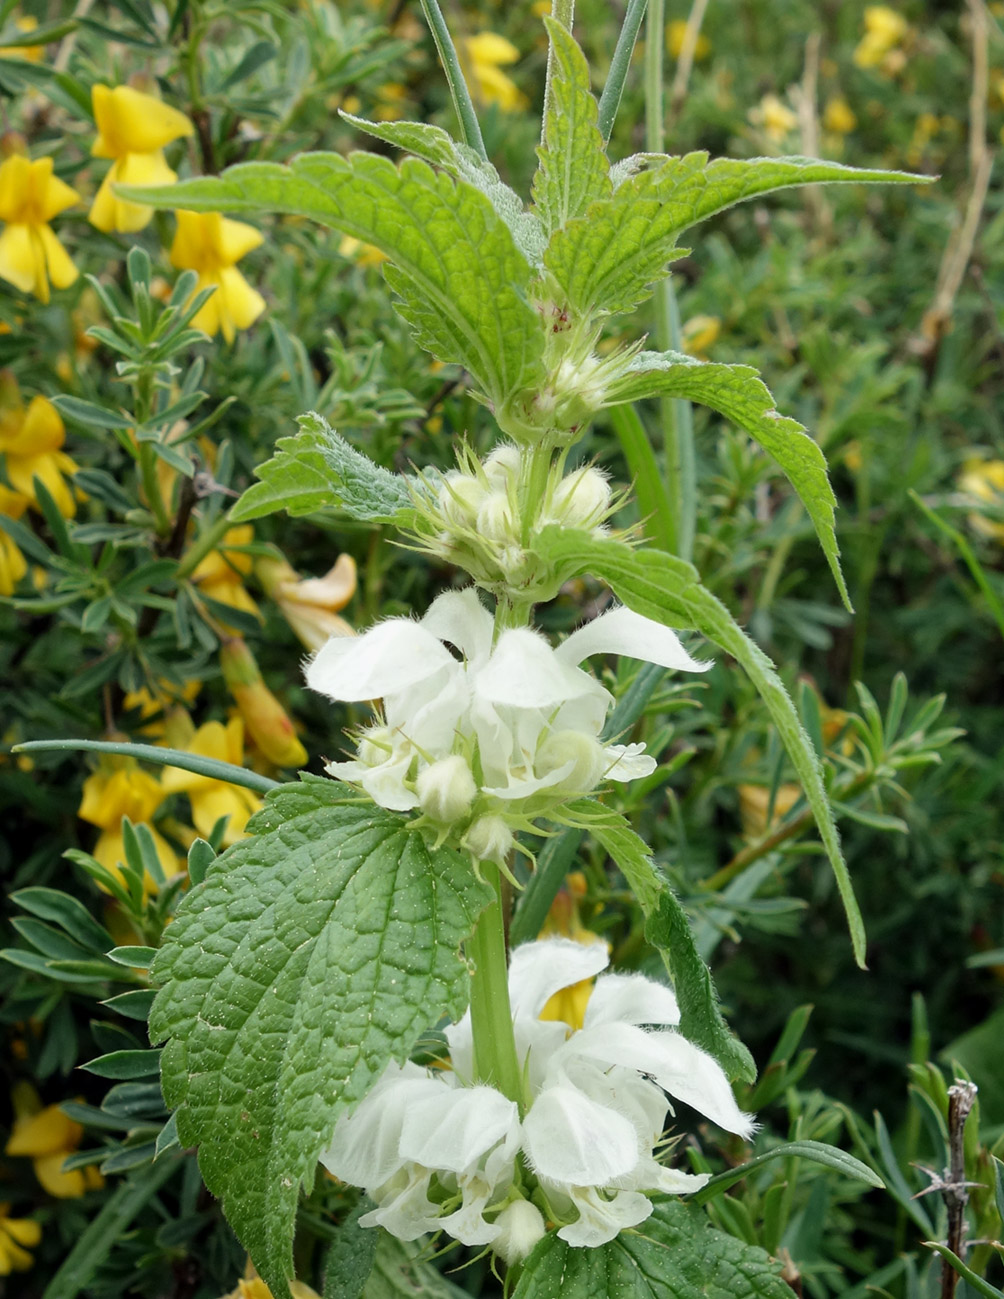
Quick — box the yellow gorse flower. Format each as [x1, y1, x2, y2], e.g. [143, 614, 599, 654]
[959, 458, 1004, 542]
[0, 374, 80, 518]
[0, 1203, 41, 1275]
[78, 760, 179, 893]
[751, 93, 798, 143]
[169, 210, 265, 343]
[461, 33, 528, 112]
[823, 97, 857, 135]
[0, 153, 79, 302]
[160, 716, 262, 845]
[0, 15, 44, 62]
[256, 551, 357, 652]
[854, 6, 909, 70]
[667, 19, 710, 60]
[89, 84, 193, 233]
[220, 637, 308, 769]
[190, 523, 262, 630]
[681, 314, 721, 360]
[5, 1082, 104, 1198]
[221, 1261, 321, 1299]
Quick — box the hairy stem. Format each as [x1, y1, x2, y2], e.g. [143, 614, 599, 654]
[597, 0, 649, 142]
[467, 861, 524, 1106]
[418, 0, 488, 161]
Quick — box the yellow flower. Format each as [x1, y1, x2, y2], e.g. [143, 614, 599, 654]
[667, 19, 710, 60]
[78, 761, 179, 893]
[0, 153, 79, 302]
[538, 873, 608, 1031]
[190, 524, 262, 628]
[854, 6, 908, 69]
[89, 84, 193, 233]
[160, 716, 262, 845]
[221, 1262, 321, 1299]
[959, 458, 1004, 542]
[5, 1083, 104, 1198]
[374, 81, 409, 123]
[0, 515, 27, 596]
[338, 235, 387, 268]
[0, 15, 44, 62]
[220, 637, 307, 769]
[750, 93, 798, 142]
[0, 1204, 41, 1274]
[123, 677, 202, 736]
[256, 552, 356, 652]
[169, 210, 265, 343]
[460, 33, 528, 113]
[737, 782, 802, 839]
[823, 97, 857, 135]
[0, 375, 80, 518]
[681, 314, 721, 359]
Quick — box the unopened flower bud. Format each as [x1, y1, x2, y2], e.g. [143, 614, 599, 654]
[462, 813, 514, 863]
[220, 638, 308, 768]
[536, 729, 606, 793]
[439, 471, 486, 529]
[476, 491, 516, 544]
[483, 444, 521, 489]
[416, 755, 476, 823]
[551, 466, 611, 529]
[492, 1198, 546, 1264]
[356, 726, 393, 768]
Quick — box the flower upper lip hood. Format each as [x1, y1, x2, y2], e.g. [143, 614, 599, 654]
[305, 587, 709, 819]
[321, 938, 754, 1254]
[0, 154, 80, 302]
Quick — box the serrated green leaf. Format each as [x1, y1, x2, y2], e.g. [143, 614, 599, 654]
[692, 1140, 884, 1204]
[340, 114, 545, 266]
[545, 152, 926, 319]
[570, 804, 755, 1083]
[531, 18, 611, 236]
[231, 412, 417, 524]
[513, 1200, 792, 1298]
[148, 775, 492, 1299]
[119, 153, 545, 420]
[322, 1202, 379, 1299]
[536, 528, 865, 968]
[607, 350, 849, 609]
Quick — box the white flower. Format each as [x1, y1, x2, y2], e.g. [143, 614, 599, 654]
[305, 588, 709, 832]
[319, 939, 753, 1253]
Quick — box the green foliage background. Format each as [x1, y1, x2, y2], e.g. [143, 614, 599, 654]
[0, 0, 1002, 1296]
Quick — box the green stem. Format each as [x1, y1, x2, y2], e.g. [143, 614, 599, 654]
[175, 511, 232, 580]
[134, 370, 171, 537]
[467, 861, 524, 1106]
[418, 0, 488, 161]
[644, 0, 696, 562]
[597, 0, 649, 142]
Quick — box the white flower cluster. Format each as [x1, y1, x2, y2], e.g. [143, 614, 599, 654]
[305, 588, 709, 859]
[320, 938, 754, 1260]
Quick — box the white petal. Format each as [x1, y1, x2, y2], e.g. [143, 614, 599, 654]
[635, 1161, 711, 1195]
[363, 1165, 441, 1240]
[554, 1185, 653, 1247]
[420, 587, 495, 662]
[523, 1084, 639, 1186]
[563, 1022, 755, 1139]
[306, 618, 456, 701]
[438, 1174, 504, 1247]
[477, 630, 602, 709]
[319, 1065, 443, 1189]
[359, 752, 419, 811]
[398, 1085, 519, 1177]
[555, 605, 711, 673]
[584, 972, 680, 1029]
[603, 742, 657, 780]
[508, 937, 609, 1021]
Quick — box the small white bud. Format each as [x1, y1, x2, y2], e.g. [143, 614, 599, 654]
[357, 726, 393, 767]
[439, 471, 486, 529]
[483, 444, 521, 489]
[536, 729, 606, 793]
[476, 491, 516, 544]
[462, 813, 514, 863]
[550, 466, 611, 529]
[416, 755, 476, 823]
[492, 1198, 546, 1264]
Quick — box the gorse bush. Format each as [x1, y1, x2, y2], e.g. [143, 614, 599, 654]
[1, 2, 1002, 1298]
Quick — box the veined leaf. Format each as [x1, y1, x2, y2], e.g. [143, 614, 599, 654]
[531, 18, 611, 236]
[231, 412, 418, 524]
[119, 153, 545, 417]
[536, 528, 866, 967]
[545, 152, 926, 318]
[340, 114, 545, 267]
[570, 803, 755, 1083]
[148, 775, 492, 1298]
[513, 1200, 792, 1298]
[607, 350, 849, 609]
